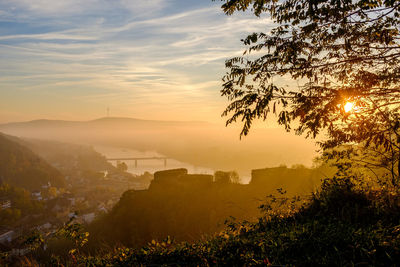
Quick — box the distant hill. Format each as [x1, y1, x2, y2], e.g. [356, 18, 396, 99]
[0, 117, 209, 131]
[0, 117, 318, 175]
[0, 133, 66, 191]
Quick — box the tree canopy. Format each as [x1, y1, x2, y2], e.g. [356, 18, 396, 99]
[218, 0, 400, 184]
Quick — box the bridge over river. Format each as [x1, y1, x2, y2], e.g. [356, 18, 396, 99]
[107, 157, 168, 168]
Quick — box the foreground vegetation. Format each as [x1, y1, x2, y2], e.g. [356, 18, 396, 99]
[10, 176, 398, 266]
[84, 178, 400, 266]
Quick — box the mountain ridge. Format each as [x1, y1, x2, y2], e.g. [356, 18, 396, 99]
[0, 117, 212, 128]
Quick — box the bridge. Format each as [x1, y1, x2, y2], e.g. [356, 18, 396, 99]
[106, 157, 168, 168]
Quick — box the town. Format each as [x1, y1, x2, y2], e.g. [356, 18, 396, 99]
[0, 136, 152, 256]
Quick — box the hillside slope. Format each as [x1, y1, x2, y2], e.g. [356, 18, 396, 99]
[0, 133, 66, 191]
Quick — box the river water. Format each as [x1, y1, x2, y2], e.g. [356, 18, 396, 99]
[94, 145, 214, 176]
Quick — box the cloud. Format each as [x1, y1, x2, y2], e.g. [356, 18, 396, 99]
[119, 0, 166, 15]
[0, 0, 167, 17]
[0, 32, 97, 41]
[1, 0, 97, 17]
[0, 1, 274, 122]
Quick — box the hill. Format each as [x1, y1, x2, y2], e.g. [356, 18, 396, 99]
[0, 133, 66, 191]
[0, 117, 209, 136]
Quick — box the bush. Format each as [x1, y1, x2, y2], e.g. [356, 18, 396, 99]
[28, 177, 400, 266]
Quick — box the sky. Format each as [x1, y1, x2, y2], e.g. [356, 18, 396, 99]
[0, 0, 273, 124]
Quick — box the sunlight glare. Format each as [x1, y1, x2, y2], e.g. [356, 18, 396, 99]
[344, 102, 354, 113]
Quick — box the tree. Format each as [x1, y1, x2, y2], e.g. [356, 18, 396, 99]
[47, 187, 58, 199]
[218, 0, 400, 185]
[214, 171, 240, 183]
[117, 161, 128, 172]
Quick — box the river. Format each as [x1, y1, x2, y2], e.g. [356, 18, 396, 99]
[94, 145, 214, 176]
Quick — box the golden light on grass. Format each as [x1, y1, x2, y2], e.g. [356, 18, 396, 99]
[344, 102, 354, 113]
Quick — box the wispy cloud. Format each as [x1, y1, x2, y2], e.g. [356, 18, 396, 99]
[0, 0, 272, 122]
[1, 0, 167, 17]
[0, 33, 97, 41]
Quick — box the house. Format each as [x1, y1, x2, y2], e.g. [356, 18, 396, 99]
[81, 212, 95, 223]
[97, 203, 107, 213]
[0, 200, 11, 210]
[61, 193, 76, 206]
[31, 191, 42, 201]
[37, 222, 52, 231]
[41, 181, 51, 189]
[11, 247, 30, 256]
[68, 197, 76, 206]
[0, 230, 14, 244]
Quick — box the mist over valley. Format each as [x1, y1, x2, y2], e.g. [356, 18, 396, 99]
[0, 117, 317, 180]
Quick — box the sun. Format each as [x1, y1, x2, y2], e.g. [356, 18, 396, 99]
[344, 102, 354, 113]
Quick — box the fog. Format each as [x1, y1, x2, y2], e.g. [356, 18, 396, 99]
[0, 117, 317, 180]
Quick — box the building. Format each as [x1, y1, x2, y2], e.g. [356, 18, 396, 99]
[41, 181, 52, 189]
[81, 212, 95, 223]
[32, 191, 42, 201]
[37, 222, 52, 231]
[149, 169, 213, 190]
[0, 200, 11, 210]
[0, 230, 14, 244]
[11, 247, 30, 256]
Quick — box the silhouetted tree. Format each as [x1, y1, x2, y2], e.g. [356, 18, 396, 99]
[214, 171, 240, 183]
[218, 0, 400, 184]
[117, 161, 128, 172]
